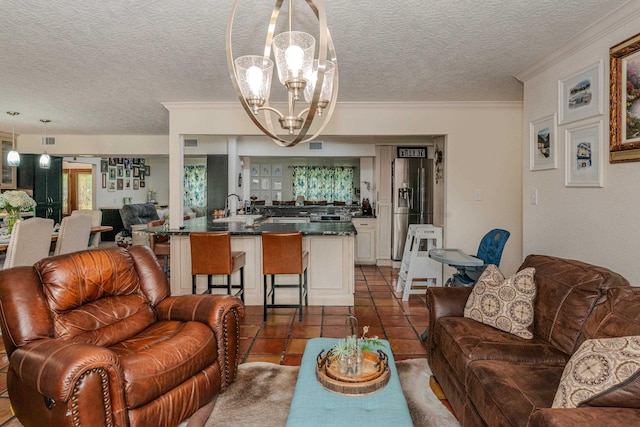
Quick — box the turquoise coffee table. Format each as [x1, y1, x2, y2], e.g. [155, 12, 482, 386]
[286, 338, 412, 426]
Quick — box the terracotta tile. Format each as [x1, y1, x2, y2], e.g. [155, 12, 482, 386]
[374, 298, 400, 307]
[282, 354, 303, 366]
[323, 315, 352, 326]
[238, 338, 253, 355]
[354, 297, 374, 306]
[323, 306, 352, 315]
[240, 314, 264, 325]
[286, 339, 309, 354]
[239, 324, 260, 338]
[378, 315, 411, 327]
[384, 326, 420, 340]
[264, 313, 294, 325]
[407, 315, 429, 328]
[290, 325, 322, 338]
[321, 326, 347, 338]
[388, 338, 429, 356]
[376, 305, 407, 316]
[352, 306, 377, 316]
[296, 314, 323, 325]
[249, 338, 286, 354]
[301, 306, 324, 315]
[243, 355, 282, 364]
[258, 325, 290, 338]
[243, 305, 265, 316]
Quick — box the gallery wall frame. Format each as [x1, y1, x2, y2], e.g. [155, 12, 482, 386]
[610, 32, 640, 163]
[565, 120, 604, 188]
[558, 60, 604, 125]
[529, 113, 557, 171]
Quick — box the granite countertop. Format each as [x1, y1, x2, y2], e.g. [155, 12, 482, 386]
[144, 216, 357, 236]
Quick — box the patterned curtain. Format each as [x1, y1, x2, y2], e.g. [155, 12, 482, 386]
[183, 165, 207, 207]
[291, 166, 354, 202]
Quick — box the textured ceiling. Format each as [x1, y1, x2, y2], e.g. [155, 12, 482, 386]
[0, 0, 629, 135]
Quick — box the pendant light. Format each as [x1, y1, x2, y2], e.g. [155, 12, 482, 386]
[39, 119, 51, 169]
[6, 111, 20, 167]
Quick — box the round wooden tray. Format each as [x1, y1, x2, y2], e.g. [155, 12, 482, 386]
[315, 349, 390, 395]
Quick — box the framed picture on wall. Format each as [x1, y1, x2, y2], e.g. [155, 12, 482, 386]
[261, 178, 270, 190]
[260, 192, 272, 205]
[250, 177, 260, 191]
[250, 164, 260, 176]
[108, 181, 116, 192]
[145, 165, 151, 176]
[261, 164, 271, 176]
[140, 180, 146, 188]
[272, 178, 282, 190]
[109, 167, 117, 180]
[125, 169, 131, 178]
[529, 113, 557, 171]
[565, 120, 604, 187]
[102, 173, 107, 188]
[101, 159, 108, 173]
[272, 164, 282, 176]
[558, 60, 604, 125]
[133, 179, 140, 190]
[117, 165, 124, 177]
[610, 32, 640, 162]
[117, 179, 123, 190]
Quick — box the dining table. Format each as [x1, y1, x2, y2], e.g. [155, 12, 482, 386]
[0, 225, 113, 252]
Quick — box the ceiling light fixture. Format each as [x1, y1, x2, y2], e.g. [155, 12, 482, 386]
[39, 119, 51, 169]
[6, 111, 20, 167]
[226, 0, 338, 147]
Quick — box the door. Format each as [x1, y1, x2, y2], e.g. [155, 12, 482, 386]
[63, 167, 93, 215]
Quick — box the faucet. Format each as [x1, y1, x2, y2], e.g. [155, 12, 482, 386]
[225, 193, 242, 217]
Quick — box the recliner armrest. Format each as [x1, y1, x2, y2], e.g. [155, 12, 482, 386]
[10, 339, 121, 402]
[426, 287, 472, 358]
[156, 294, 245, 388]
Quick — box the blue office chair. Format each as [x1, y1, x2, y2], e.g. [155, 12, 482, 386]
[447, 228, 510, 286]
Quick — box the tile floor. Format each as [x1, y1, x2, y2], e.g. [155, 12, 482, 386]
[0, 264, 434, 425]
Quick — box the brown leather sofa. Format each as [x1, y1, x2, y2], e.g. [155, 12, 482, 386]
[0, 246, 244, 427]
[427, 254, 640, 427]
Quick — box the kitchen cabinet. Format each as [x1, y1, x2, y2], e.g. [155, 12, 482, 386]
[0, 133, 17, 189]
[352, 218, 376, 264]
[17, 154, 63, 224]
[375, 146, 394, 262]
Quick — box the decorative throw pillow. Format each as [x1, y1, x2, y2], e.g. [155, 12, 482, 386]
[552, 336, 640, 408]
[463, 264, 536, 339]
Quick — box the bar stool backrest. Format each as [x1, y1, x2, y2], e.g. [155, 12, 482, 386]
[190, 232, 232, 275]
[262, 232, 303, 275]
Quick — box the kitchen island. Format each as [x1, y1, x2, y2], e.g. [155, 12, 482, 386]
[147, 216, 356, 306]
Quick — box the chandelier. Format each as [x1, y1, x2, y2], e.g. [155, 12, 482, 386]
[39, 119, 51, 169]
[6, 111, 20, 167]
[226, 0, 338, 147]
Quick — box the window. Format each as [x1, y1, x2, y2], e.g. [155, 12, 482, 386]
[291, 166, 354, 202]
[184, 165, 207, 207]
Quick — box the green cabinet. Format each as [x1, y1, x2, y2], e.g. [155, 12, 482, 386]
[17, 154, 63, 224]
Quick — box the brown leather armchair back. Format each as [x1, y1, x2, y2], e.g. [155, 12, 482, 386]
[0, 246, 244, 427]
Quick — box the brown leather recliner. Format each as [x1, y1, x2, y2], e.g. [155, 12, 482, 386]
[0, 246, 245, 427]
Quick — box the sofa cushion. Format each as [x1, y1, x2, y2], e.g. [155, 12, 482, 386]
[434, 316, 569, 388]
[110, 320, 218, 408]
[552, 336, 640, 409]
[464, 265, 536, 339]
[467, 360, 564, 427]
[583, 287, 640, 341]
[519, 255, 630, 356]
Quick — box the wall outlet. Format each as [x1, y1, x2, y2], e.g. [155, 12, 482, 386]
[473, 189, 482, 201]
[530, 189, 538, 205]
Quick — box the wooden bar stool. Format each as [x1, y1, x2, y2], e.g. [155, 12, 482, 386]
[189, 232, 245, 302]
[148, 219, 170, 276]
[262, 231, 309, 321]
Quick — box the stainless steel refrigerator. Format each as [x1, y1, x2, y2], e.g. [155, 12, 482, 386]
[392, 158, 434, 260]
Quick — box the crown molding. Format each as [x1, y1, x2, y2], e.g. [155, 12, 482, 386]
[514, 0, 640, 82]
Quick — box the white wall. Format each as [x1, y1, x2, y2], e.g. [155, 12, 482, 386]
[165, 101, 523, 275]
[517, 2, 640, 284]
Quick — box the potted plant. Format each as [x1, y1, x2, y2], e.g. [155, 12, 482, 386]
[330, 320, 385, 377]
[0, 190, 37, 234]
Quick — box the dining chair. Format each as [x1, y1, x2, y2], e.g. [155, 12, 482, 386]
[3, 217, 55, 268]
[148, 219, 171, 275]
[53, 214, 93, 255]
[71, 209, 103, 247]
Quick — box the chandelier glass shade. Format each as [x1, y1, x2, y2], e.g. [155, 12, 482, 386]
[6, 111, 20, 167]
[226, 0, 338, 147]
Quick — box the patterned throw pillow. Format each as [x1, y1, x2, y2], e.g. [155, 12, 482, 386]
[463, 265, 536, 339]
[552, 336, 640, 408]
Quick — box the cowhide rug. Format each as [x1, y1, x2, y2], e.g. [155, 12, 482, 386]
[183, 358, 460, 427]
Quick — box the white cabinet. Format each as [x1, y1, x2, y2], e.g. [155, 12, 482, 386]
[375, 146, 394, 262]
[352, 218, 376, 264]
[0, 133, 17, 189]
